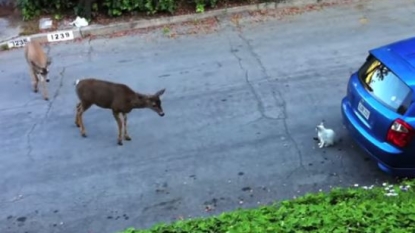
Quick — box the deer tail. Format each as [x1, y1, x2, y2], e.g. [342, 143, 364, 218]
[75, 79, 80, 86]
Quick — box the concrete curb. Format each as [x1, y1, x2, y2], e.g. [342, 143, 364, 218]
[0, 0, 358, 50]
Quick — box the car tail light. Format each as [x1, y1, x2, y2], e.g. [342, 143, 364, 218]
[386, 119, 414, 148]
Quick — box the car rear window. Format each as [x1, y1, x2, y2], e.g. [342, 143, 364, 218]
[357, 54, 413, 115]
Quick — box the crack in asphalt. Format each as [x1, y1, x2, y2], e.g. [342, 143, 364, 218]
[235, 29, 308, 176]
[227, 37, 268, 120]
[25, 123, 37, 162]
[26, 67, 66, 161]
[0, 103, 43, 113]
[87, 37, 94, 62]
[45, 67, 66, 119]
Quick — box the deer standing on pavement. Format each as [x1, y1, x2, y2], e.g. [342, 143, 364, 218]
[74, 78, 166, 145]
[24, 41, 52, 100]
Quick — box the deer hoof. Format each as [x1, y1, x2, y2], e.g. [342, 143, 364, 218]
[81, 133, 87, 138]
[44, 97, 49, 101]
[33, 89, 38, 93]
[117, 141, 123, 146]
[124, 135, 131, 141]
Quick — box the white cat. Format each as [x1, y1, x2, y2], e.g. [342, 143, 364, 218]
[315, 121, 336, 148]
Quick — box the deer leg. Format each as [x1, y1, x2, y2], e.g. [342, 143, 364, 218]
[122, 113, 131, 141]
[77, 102, 91, 137]
[40, 79, 49, 101]
[112, 111, 123, 145]
[75, 102, 81, 127]
[29, 68, 38, 93]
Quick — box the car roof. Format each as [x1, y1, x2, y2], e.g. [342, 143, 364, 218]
[369, 36, 415, 88]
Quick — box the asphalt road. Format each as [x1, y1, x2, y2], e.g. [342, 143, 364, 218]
[1, 0, 414, 232]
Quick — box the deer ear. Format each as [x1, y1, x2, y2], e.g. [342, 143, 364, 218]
[155, 88, 166, 97]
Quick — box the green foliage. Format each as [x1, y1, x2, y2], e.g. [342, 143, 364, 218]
[0, 44, 10, 51]
[17, 0, 178, 20]
[17, 0, 75, 20]
[195, 0, 218, 13]
[101, 0, 176, 16]
[117, 180, 415, 233]
[16, 0, 228, 21]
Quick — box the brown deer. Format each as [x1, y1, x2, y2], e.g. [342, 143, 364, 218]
[74, 78, 166, 145]
[24, 41, 52, 100]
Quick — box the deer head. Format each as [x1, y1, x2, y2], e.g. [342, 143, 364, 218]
[41, 45, 52, 82]
[136, 88, 166, 117]
[31, 61, 51, 83]
[46, 56, 52, 66]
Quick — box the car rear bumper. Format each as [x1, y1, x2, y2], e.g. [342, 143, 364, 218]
[341, 97, 415, 177]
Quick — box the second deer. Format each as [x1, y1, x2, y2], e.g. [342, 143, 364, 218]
[24, 41, 52, 100]
[74, 78, 166, 145]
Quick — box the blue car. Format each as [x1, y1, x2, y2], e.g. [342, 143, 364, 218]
[341, 36, 415, 177]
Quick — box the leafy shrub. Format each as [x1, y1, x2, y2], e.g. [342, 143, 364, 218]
[117, 180, 415, 233]
[16, 0, 177, 20]
[102, 0, 176, 17]
[16, 0, 254, 21]
[195, 0, 218, 13]
[17, 0, 76, 20]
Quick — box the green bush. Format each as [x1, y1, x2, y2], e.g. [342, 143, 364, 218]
[17, 0, 176, 20]
[102, 0, 176, 17]
[117, 179, 415, 233]
[17, 0, 76, 20]
[195, 0, 218, 13]
[16, 0, 253, 21]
